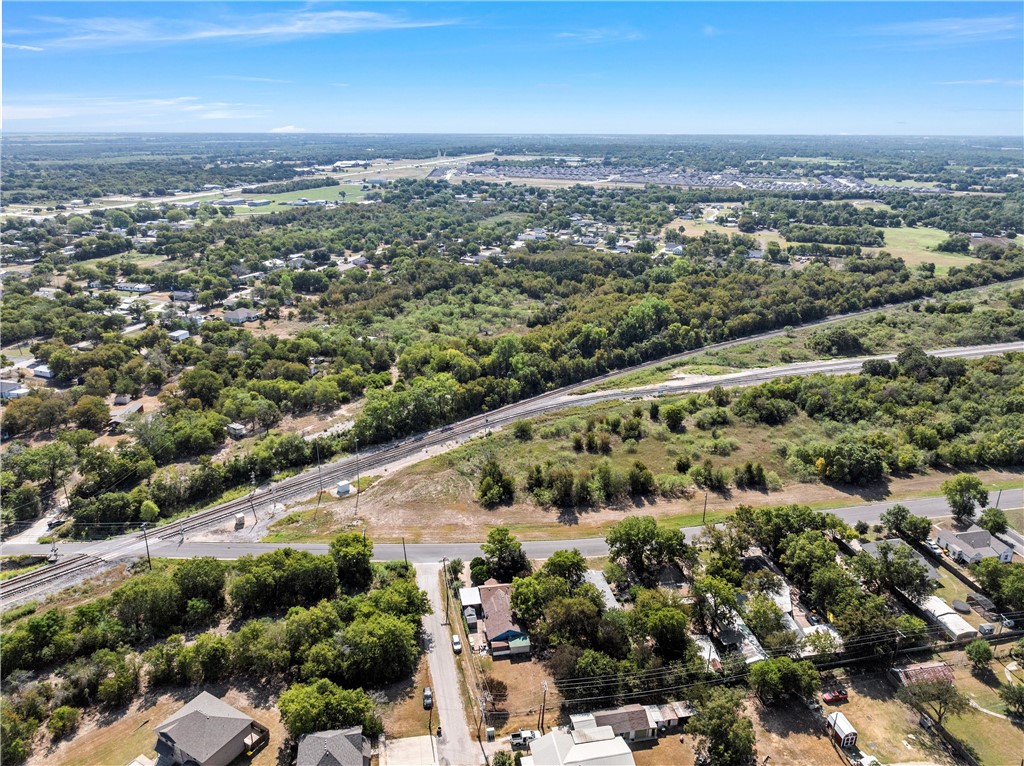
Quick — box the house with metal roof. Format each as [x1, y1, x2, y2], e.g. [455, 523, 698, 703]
[154, 692, 268, 766]
[889, 661, 955, 688]
[571, 703, 656, 743]
[296, 727, 370, 766]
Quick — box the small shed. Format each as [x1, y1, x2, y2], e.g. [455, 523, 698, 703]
[463, 606, 478, 632]
[335, 480, 352, 496]
[227, 423, 247, 439]
[826, 711, 857, 749]
[169, 330, 191, 343]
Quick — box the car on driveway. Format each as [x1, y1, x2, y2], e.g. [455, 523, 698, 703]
[822, 688, 848, 704]
[925, 541, 944, 557]
[510, 730, 540, 749]
[423, 686, 433, 709]
[452, 634, 462, 654]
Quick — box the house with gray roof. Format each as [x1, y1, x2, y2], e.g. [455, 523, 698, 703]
[297, 727, 370, 766]
[936, 525, 1012, 564]
[154, 692, 268, 766]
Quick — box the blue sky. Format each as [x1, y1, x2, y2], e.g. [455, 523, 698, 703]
[3, 2, 1022, 135]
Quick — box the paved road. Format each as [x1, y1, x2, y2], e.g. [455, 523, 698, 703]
[6, 488, 1021, 564]
[416, 564, 483, 766]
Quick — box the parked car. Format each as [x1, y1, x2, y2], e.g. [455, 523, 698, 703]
[452, 634, 462, 654]
[423, 686, 433, 709]
[925, 541, 944, 557]
[822, 689, 849, 704]
[510, 729, 541, 749]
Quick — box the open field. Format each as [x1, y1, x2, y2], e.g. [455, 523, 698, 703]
[940, 656, 1024, 766]
[840, 672, 955, 764]
[866, 226, 980, 274]
[744, 699, 845, 766]
[30, 684, 287, 766]
[479, 655, 554, 736]
[228, 182, 365, 215]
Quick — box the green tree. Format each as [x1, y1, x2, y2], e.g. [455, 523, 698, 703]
[542, 549, 587, 588]
[605, 516, 686, 585]
[47, 706, 80, 739]
[482, 526, 531, 582]
[278, 679, 382, 738]
[69, 395, 110, 432]
[343, 613, 420, 686]
[898, 680, 970, 725]
[329, 531, 374, 591]
[478, 457, 514, 507]
[965, 639, 993, 671]
[978, 507, 1008, 536]
[13, 442, 76, 488]
[749, 657, 820, 703]
[998, 682, 1024, 716]
[172, 557, 226, 609]
[685, 687, 756, 766]
[511, 573, 570, 628]
[941, 474, 989, 524]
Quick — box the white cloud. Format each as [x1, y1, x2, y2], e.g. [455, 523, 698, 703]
[870, 16, 1021, 46]
[701, 25, 720, 37]
[269, 125, 307, 133]
[557, 28, 643, 44]
[3, 42, 44, 51]
[3, 95, 265, 124]
[214, 75, 292, 84]
[38, 9, 454, 48]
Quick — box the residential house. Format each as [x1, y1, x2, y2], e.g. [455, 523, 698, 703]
[936, 525, 1013, 564]
[571, 704, 656, 743]
[168, 330, 191, 343]
[227, 423, 248, 439]
[248, 199, 272, 207]
[861, 539, 940, 582]
[170, 290, 196, 302]
[154, 692, 268, 766]
[110, 402, 145, 432]
[32, 364, 54, 379]
[583, 570, 618, 610]
[714, 607, 768, 665]
[520, 726, 635, 766]
[116, 282, 153, 294]
[296, 727, 370, 766]
[0, 380, 30, 401]
[263, 258, 286, 271]
[223, 308, 260, 325]
[478, 579, 531, 658]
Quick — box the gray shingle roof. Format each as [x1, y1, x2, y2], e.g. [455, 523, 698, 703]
[297, 727, 368, 766]
[155, 692, 253, 763]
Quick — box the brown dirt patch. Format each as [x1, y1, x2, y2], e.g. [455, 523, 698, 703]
[745, 698, 844, 765]
[479, 656, 556, 735]
[381, 657, 435, 740]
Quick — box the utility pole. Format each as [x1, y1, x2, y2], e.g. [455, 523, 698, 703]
[402, 537, 408, 566]
[441, 557, 450, 625]
[539, 681, 548, 732]
[249, 471, 258, 524]
[313, 441, 323, 518]
[354, 435, 361, 517]
[141, 523, 152, 570]
[702, 488, 709, 526]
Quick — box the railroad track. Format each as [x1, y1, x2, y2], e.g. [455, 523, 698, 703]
[0, 554, 107, 602]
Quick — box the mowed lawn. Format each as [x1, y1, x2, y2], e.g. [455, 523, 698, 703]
[941, 660, 1023, 766]
[231, 183, 365, 215]
[866, 226, 980, 274]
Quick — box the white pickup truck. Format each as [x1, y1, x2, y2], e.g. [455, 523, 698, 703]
[510, 729, 541, 749]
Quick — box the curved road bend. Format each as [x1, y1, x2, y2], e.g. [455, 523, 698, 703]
[6, 488, 1021, 565]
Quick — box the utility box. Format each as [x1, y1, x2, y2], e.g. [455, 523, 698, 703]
[336, 480, 352, 496]
[234, 513, 245, 529]
[486, 727, 495, 742]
